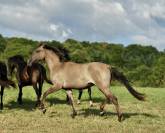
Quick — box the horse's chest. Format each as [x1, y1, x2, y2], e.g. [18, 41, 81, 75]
[19, 69, 30, 82]
[51, 73, 64, 82]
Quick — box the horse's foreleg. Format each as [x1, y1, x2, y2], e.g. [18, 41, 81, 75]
[66, 90, 77, 117]
[77, 89, 83, 104]
[0, 86, 4, 110]
[33, 83, 40, 107]
[17, 84, 23, 104]
[38, 82, 43, 106]
[88, 87, 93, 107]
[40, 84, 61, 113]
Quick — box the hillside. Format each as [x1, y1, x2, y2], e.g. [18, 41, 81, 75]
[0, 34, 165, 87]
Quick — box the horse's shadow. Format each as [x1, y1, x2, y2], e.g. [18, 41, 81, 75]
[3, 97, 158, 121]
[79, 108, 158, 120]
[4, 97, 67, 111]
[47, 97, 66, 106]
[81, 97, 104, 103]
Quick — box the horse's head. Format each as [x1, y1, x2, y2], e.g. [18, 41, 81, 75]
[28, 43, 70, 66]
[28, 43, 46, 66]
[8, 55, 25, 76]
[7, 60, 15, 77]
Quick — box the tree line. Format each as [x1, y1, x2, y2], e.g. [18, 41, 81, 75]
[0, 34, 165, 87]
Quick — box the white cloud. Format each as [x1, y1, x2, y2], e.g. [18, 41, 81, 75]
[0, 0, 165, 50]
[50, 24, 59, 32]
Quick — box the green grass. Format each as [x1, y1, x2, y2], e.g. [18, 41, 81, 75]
[0, 84, 165, 133]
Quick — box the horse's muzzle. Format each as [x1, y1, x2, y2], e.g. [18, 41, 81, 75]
[27, 59, 33, 67]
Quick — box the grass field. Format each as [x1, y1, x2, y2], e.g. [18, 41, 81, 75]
[0, 84, 165, 133]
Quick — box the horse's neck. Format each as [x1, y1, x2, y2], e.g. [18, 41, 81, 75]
[45, 52, 62, 75]
[15, 62, 27, 74]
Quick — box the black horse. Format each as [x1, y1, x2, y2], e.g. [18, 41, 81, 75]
[0, 61, 15, 109]
[8, 55, 52, 106]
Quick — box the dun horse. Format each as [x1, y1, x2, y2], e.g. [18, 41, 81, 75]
[8, 55, 52, 106]
[28, 44, 145, 122]
[57, 46, 93, 106]
[0, 62, 15, 109]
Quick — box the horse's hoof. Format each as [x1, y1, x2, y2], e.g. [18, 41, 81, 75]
[77, 100, 80, 105]
[72, 111, 77, 118]
[35, 102, 41, 108]
[100, 111, 105, 116]
[118, 114, 124, 122]
[74, 111, 77, 116]
[39, 103, 45, 109]
[90, 104, 93, 107]
[89, 101, 93, 107]
[71, 112, 77, 118]
[71, 115, 75, 118]
[42, 109, 47, 114]
[17, 100, 23, 105]
[35, 103, 39, 107]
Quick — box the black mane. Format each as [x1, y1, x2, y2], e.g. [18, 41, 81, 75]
[8, 55, 25, 63]
[43, 44, 70, 62]
[56, 45, 70, 61]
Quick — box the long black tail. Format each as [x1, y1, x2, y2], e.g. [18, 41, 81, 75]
[111, 67, 145, 101]
[0, 79, 16, 88]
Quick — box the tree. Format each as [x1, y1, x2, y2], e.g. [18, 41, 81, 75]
[0, 34, 7, 52]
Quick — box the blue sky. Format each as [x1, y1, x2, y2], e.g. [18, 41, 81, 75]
[0, 0, 165, 50]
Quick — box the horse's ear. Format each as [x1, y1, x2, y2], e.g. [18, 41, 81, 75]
[38, 41, 46, 47]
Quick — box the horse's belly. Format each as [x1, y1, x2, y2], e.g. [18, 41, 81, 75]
[63, 82, 91, 89]
[63, 77, 93, 89]
[51, 68, 94, 89]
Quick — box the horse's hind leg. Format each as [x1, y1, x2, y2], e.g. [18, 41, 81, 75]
[66, 90, 77, 117]
[33, 83, 40, 107]
[88, 87, 93, 107]
[17, 83, 23, 105]
[77, 89, 83, 104]
[99, 87, 123, 122]
[38, 81, 43, 106]
[0, 86, 4, 110]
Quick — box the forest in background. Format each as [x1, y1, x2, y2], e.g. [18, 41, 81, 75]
[0, 34, 165, 87]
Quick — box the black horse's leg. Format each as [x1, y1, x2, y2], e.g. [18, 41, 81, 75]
[0, 86, 4, 110]
[17, 83, 23, 104]
[33, 83, 40, 107]
[66, 95, 70, 104]
[88, 87, 93, 107]
[66, 90, 77, 117]
[38, 81, 43, 106]
[77, 89, 83, 104]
